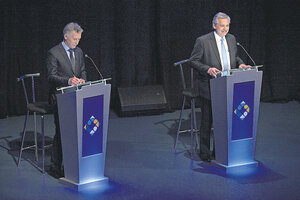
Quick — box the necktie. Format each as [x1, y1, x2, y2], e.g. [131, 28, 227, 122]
[221, 37, 229, 72]
[68, 48, 75, 72]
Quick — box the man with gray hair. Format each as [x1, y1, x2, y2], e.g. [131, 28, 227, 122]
[47, 22, 87, 178]
[189, 12, 250, 162]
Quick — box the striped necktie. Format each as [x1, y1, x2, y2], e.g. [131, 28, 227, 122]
[68, 48, 75, 72]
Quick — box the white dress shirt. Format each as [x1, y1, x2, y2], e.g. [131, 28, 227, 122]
[214, 31, 231, 71]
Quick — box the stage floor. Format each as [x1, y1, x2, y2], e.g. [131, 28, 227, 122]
[1, 101, 300, 200]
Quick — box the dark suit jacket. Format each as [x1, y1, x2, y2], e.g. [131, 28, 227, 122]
[47, 43, 87, 104]
[189, 32, 244, 99]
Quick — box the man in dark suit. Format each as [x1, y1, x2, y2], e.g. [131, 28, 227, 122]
[47, 22, 87, 177]
[189, 12, 250, 162]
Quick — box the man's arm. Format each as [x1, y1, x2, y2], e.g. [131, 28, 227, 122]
[189, 37, 211, 75]
[46, 51, 70, 88]
[190, 37, 220, 77]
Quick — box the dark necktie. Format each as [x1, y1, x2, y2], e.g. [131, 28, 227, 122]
[68, 48, 75, 72]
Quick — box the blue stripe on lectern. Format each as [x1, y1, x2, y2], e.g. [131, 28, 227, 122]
[82, 95, 104, 157]
[232, 81, 254, 141]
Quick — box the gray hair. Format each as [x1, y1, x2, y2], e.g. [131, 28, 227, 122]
[63, 22, 83, 36]
[212, 12, 231, 27]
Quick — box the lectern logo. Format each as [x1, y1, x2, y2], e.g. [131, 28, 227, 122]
[232, 81, 254, 140]
[234, 101, 250, 120]
[84, 115, 100, 136]
[82, 95, 103, 157]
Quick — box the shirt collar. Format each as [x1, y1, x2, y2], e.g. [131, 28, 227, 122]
[61, 41, 75, 51]
[214, 31, 225, 42]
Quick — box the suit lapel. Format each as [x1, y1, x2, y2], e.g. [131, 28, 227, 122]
[226, 35, 235, 68]
[74, 48, 79, 75]
[209, 32, 222, 68]
[58, 43, 75, 75]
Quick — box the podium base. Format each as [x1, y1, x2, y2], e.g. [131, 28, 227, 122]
[211, 160, 258, 174]
[59, 176, 109, 191]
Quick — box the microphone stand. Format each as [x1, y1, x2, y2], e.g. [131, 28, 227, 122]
[85, 54, 104, 80]
[237, 42, 256, 66]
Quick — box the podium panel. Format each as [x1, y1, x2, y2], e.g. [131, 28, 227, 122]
[56, 80, 111, 190]
[210, 69, 262, 173]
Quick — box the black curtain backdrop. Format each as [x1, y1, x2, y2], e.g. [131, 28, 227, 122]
[1, 0, 300, 118]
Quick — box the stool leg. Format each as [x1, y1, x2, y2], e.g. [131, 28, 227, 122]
[41, 115, 45, 174]
[190, 98, 195, 159]
[18, 110, 29, 166]
[174, 96, 186, 152]
[210, 128, 214, 153]
[34, 112, 38, 162]
[191, 98, 199, 150]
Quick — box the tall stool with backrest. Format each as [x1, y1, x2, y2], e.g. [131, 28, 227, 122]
[173, 59, 200, 158]
[17, 73, 53, 174]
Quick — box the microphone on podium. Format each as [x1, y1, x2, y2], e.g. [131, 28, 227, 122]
[85, 54, 104, 80]
[174, 59, 190, 66]
[237, 42, 256, 66]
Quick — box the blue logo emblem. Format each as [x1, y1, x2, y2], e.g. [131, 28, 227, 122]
[84, 116, 100, 136]
[82, 95, 103, 157]
[234, 101, 250, 120]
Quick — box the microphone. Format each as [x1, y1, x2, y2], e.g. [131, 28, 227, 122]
[85, 54, 104, 80]
[174, 59, 190, 66]
[237, 42, 256, 66]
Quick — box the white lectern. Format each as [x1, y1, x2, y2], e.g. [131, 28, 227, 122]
[56, 79, 111, 190]
[210, 68, 262, 173]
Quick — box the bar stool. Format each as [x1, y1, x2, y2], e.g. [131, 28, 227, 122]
[17, 73, 53, 174]
[173, 59, 200, 158]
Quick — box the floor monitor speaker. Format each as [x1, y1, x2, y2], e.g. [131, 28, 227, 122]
[117, 85, 167, 116]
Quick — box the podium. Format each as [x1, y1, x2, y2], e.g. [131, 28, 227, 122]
[210, 68, 262, 173]
[56, 79, 111, 190]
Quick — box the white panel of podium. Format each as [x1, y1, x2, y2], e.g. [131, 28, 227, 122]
[210, 68, 262, 173]
[56, 79, 111, 190]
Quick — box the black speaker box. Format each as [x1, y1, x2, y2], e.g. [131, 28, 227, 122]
[117, 85, 167, 116]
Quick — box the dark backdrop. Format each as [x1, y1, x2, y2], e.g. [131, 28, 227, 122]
[1, 0, 300, 118]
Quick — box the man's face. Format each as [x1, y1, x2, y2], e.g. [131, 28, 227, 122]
[213, 18, 230, 38]
[64, 31, 81, 49]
